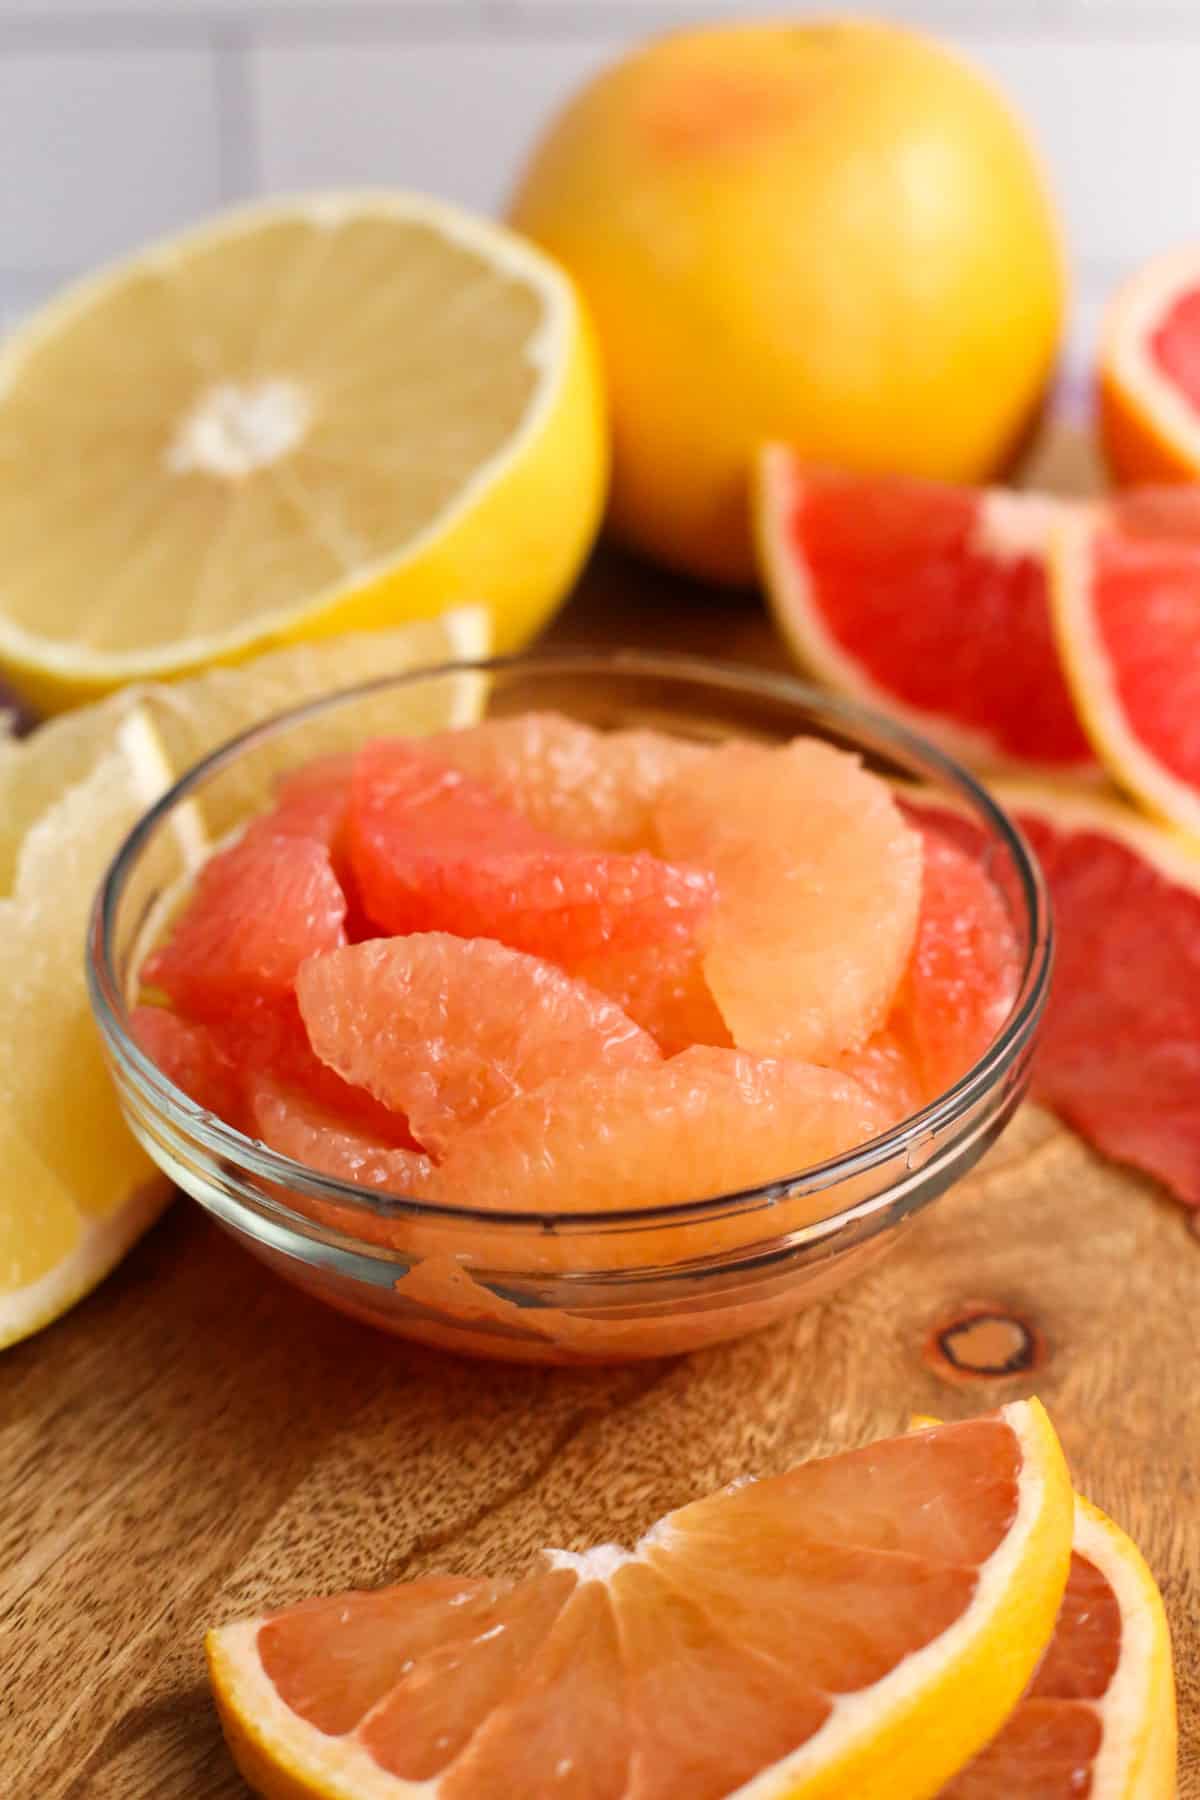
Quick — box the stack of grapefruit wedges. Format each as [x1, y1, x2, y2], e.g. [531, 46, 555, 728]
[756, 251, 1200, 1219]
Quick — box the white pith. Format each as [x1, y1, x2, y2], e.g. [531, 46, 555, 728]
[0, 190, 574, 682]
[1051, 508, 1200, 839]
[210, 1401, 1067, 1800]
[165, 378, 313, 480]
[755, 445, 1091, 778]
[1103, 244, 1200, 460]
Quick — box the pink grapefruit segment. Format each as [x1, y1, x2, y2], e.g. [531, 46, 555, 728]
[427, 712, 708, 850]
[756, 452, 1095, 774]
[347, 738, 717, 961]
[130, 1004, 243, 1125]
[296, 934, 661, 1157]
[571, 941, 731, 1055]
[140, 830, 347, 1018]
[655, 737, 923, 1063]
[248, 1075, 434, 1200]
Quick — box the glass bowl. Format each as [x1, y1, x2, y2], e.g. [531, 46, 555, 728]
[88, 651, 1052, 1364]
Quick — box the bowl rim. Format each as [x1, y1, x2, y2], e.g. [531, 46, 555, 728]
[87, 647, 1054, 1239]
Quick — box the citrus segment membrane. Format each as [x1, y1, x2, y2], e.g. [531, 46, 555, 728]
[207, 1403, 1074, 1800]
[347, 739, 718, 961]
[756, 452, 1094, 774]
[655, 737, 923, 1063]
[296, 934, 661, 1157]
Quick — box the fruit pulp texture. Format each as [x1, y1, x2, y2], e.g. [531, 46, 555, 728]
[134, 715, 1019, 1259]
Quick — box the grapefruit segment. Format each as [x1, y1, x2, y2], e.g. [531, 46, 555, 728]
[141, 830, 347, 1017]
[756, 452, 1095, 774]
[1052, 492, 1200, 837]
[347, 739, 717, 961]
[433, 1044, 889, 1216]
[206, 1401, 1074, 1800]
[130, 1005, 243, 1125]
[655, 738, 923, 1063]
[571, 941, 731, 1054]
[427, 712, 708, 850]
[295, 935, 661, 1157]
[248, 1075, 434, 1198]
[1098, 244, 1200, 486]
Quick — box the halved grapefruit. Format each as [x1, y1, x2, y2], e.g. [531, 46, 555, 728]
[755, 452, 1095, 776]
[1098, 243, 1200, 486]
[1052, 490, 1200, 837]
[207, 1401, 1073, 1800]
[988, 781, 1200, 1208]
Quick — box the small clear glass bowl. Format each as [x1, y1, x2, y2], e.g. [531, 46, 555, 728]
[88, 652, 1051, 1364]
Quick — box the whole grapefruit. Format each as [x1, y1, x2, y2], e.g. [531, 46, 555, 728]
[510, 18, 1064, 584]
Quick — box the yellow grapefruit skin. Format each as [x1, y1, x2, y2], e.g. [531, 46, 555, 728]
[510, 18, 1064, 584]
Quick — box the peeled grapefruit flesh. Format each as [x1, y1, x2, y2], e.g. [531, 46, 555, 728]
[347, 739, 717, 961]
[756, 452, 1094, 775]
[571, 941, 731, 1055]
[130, 1004, 243, 1125]
[427, 712, 708, 849]
[207, 1401, 1074, 1800]
[248, 1075, 434, 1200]
[141, 830, 347, 1017]
[655, 738, 922, 1063]
[296, 934, 660, 1157]
[1098, 243, 1200, 486]
[1053, 490, 1200, 837]
[434, 1044, 888, 1219]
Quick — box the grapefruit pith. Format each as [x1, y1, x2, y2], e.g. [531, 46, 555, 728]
[1052, 490, 1200, 837]
[296, 934, 660, 1157]
[206, 1402, 1073, 1800]
[756, 452, 1094, 775]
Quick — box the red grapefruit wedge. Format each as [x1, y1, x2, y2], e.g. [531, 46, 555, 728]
[1098, 242, 1200, 486]
[1052, 489, 1200, 838]
[755, 452, 1095, 775]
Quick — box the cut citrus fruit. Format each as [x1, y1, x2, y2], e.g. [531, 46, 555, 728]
[296, 934, 661, 1157]
[347, 740, 717, 961]
[0, 607, 488, 894]
[967, 781, 1200, 1207]
[1098, 243, 1200, 486]
[130, 1004, 244, 1124]
[0, 190, 604, 713]
[945, 1494, 1176, 1799]
[142, 831, 348, 1017]
[655, 738, 923, 1062]
[428, 712, 708, 849]
[248, 1075, 434, 1201]
[571, 940, 731, 1054]
[434, 1044, 887, 1219]
[1052, 491, 1200, 837]
[0, 709, 175, 1350]
[207, 1400, 1073, 1800]
[756, 452, 1094, 775]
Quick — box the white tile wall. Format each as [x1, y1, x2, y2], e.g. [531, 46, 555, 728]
[0, 0, 1196, 364]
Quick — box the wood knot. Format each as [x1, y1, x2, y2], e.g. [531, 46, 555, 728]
[924, 1303, 1044, 1386]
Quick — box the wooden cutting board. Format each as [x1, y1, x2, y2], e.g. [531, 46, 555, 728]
[4, 535, 1199, 1798]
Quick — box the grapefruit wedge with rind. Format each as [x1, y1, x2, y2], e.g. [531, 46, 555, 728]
[1098, 243, 1200, 486]
[296, 934, 661, 1157]
[945, 1495, 1176, 1799]
[755, 450, 1095, 776]
[1052, 491, 1200, 838]
[206, 1400, 1073, 1800]
[655, 737, 922, 1063]
[0, 184, 604, 713]
[0, 709, 176, 1351]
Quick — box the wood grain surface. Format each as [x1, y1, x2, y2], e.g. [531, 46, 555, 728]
[4, 540, 1199, 1797]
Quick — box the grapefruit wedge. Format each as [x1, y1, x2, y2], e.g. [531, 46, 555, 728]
[207, 1401, 1073, 1800]
[945, 1495, 1176, 1799]
[1098, 243, 1200, 486]
[1052, 490, 1200, 837]
[755, 452, 1095, 776]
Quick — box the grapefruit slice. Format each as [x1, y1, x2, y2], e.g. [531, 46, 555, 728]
[129, 1004, 244, 1125]
[972, 781, 1200, 1208]
[141, 831, 348, 1017]
[1052, 490, 1200, 837]
[654, 738, 923, 1062]
[1098, 243, 1200, 486]
[207, 1401, 1073, 1800]
[296, 935, 661, 1157]
[248, 1075, 434, 1202]
[571, 941, 731, 1054]
[347, 740, 717, 961]
[427, 712, 708, 849]
[0, 187, 604, 714]
[755, 452, 1095, 775]
[945, 1495, 1176, 1799]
